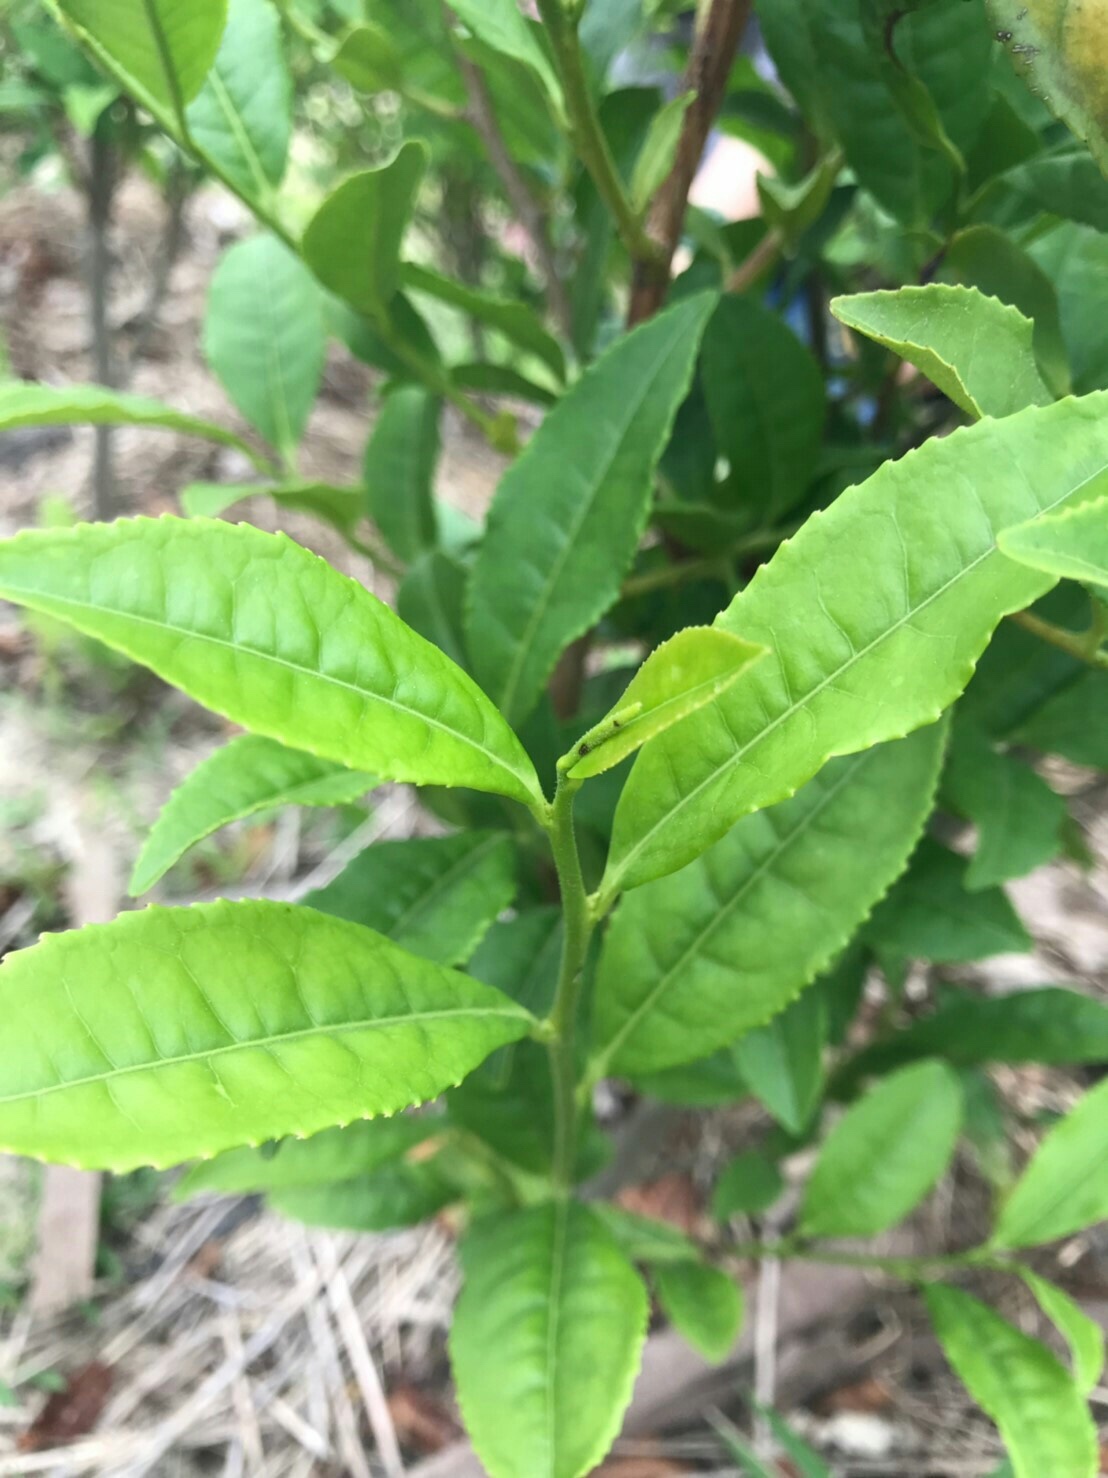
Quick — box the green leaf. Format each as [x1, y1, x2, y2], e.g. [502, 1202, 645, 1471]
[467, 292, 716, 726]
[175, 1117, 435, 1198]
[831, 285, 1052, 419]
[799, 1060, 963, 1238]
[397, 550, 470, 671]
[993, 1077, 1108, 1248]
[844, 986, 1108, 1082]
[604, 395, 1108, 896]
[451, 1202, 648, 1478]
[591, 1204, 701, 1266]
[566, 628, 767, 780]
[756, 1406, 834, 1478]
[56, 0, 226, 115]
[0, 900, 532, 1171]
[1032, 223, 1108, 393]
[204, 235, 326, 456]
[592, 724, 946, 1076]
[306, 832, 518, 967]
[180, 480, 364, 540]
[630, 91, 694, 212]
[735, 986, 827, 1136]
[185, 0, 290, 206]
[330, 22, 403, 92]
[442, 0, 563, 119]
[987, 0, 1108, 178]
[999, 149, 1108, 234]
[712, 1152, 785, 1220]
[1000, 495, 1108, 590]
[363, 385, 441, 563]
[925, 1284, 1097, 1478]
[0, 381, 265, 467]
[131, 735, 378, 896]
[701, 296, 826, 524]
[1015, 669, 1108, 768]
[654, 1261, 744, 1364]
[270, 1161, 453, 1230]
[944, 224, 1072, 399]
[1020, 1270, 1105, 1395]
[448, 1040, 561, 1173]
[401, 263, 566, 382]
[302, 145, 428, 319]
[864, 838, 1031, 963]
[0, 518, 545, 810]
[943, 722, 1066, 889]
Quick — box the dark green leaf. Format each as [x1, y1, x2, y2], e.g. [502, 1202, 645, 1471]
[363, 386, 441, 563]
[654, 1261, 744, 1363]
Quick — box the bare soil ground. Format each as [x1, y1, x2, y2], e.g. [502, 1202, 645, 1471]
[0, 176, 1106, 1477]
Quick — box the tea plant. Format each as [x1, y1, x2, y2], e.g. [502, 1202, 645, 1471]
[1, 1, 1108, 1474]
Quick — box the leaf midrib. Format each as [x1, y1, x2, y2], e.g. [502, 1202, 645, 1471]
[0, 582, 538, 803]
[0, 1003, 527, 1107]
[609, 456, 1108, 890]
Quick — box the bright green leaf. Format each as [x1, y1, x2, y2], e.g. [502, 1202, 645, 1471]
[363, 385, 441, 563]
[654, 1261, 744, 1364]
[993, 1077, 1108, 1248]
[567, 628, 766, 780]
[701, 295, 826, 523]
[987, 0, 1108, 178]
[1020, 1270, 1106, 1395]
[174, 1117, 435, 1198]
[270, 1161, 453, 1230]
[735, 986, 827, 1136]
[0, 518, 545, 810]
[630, 91, 694, 212]
[131, 735, 378, 896]
[831, 285, 1052, 419]
[0, 900, 532, 1171]
[401, 262, 566, 382]
[467, 292, 716, 726]
[1000, 495, 1108, 590]
[799, 1060, 963, 1238]
[204, 235, 326, 456]
[452, 1202, 648, 1478]
[864, 838, 1031, 963]
[712, 1152, 785, 1220]
[306, 832, 518, 967]
[0, 381, 265, 468]
[926, 1284, 1097, 1478]
[56, 0, 226, 115]
[593, 724, 945, 1076]
[604, 395, 1108, 896]
[185, 0, 290, 205]
[302, 145, 428, 319]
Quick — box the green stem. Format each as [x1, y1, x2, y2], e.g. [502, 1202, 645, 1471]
[1009, 609, 1108, 671]
[533, 0, 662, 269]
[543, 775, 594, 1195]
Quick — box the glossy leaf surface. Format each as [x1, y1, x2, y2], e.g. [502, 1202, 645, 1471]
[204, 235, 326, 455]
[0, 901, 531, 1170]
[567, 627, 766, 780]
[832, 285, 1052, 419]
[0, 518, 544, 809]
[451, 1202, 648, 1478]
[926, 1284, 1097, 1478]
[606, 395, 1108, 895]
[593, 724, 945, 1076]
[467, 293, 715, 725]
[993, 1077, 1108, 1248]
[306, 833, 518, 967]
[131, 735, 377, 896]
[799, 1060, 963, 1238]
[999, 495, 1108, 589]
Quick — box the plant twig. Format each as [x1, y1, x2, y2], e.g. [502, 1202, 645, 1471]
[534, 0, 661, 271]
[629, 0, 754, 324]
[727, 228, 784, 295]
[1009, 608, 1108, 670]
[454, 47, 574, 341]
